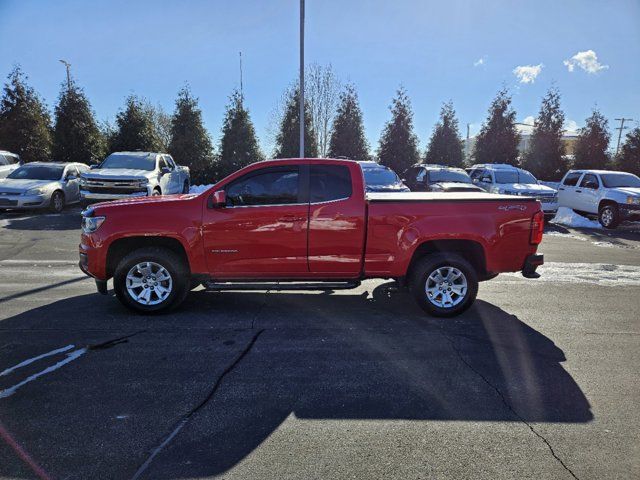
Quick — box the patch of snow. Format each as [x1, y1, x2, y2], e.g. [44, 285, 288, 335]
[551, 207, 601, 229]
[499, 262, 640, 286]
[189, 184, 213, 194]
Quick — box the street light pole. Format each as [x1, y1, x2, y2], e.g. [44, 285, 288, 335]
[614, 118, 633, 156]
[59, 59, 71, 90]
[299, 0, 305, 158]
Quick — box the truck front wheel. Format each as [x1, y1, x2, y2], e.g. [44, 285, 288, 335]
[410, 253, 478, 317]
[113, 247, 189, 313]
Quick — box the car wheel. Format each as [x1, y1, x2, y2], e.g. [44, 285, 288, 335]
[50, 190, 65, 213]
[113, 247, 190, 313]
[152, 188, 161, 196]
[598, 204, 619, 229]
[182, 180, 190, 194]
[410, 253, 478, 317]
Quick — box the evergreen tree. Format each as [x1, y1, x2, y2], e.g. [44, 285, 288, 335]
[274, 88, 318, 158]
[328, 84, 369, 160]
[616, 127, 640, 177]
[218, 90, 263, 178]
[0, 66, 52, 162]
[53, 78, 105, 164]
[377, 87, 420, 173]
[110, 95, 162, 153]
[573, 109, 610, 170]
[424, 101, 464, 167]
[473, 88, 520, 166]
[168, 86, 215, 184]
[521, 88, 566, 180]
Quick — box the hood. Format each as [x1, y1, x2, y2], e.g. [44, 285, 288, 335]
[612, 187, 640, 196]
[433, 182, 484, 192]
[365, 183, 410, 193]
[91, 193, 197, 211]
[82, 168, 154, 181]
[0, 178, 56, 193]
[507, 183, 556, 193]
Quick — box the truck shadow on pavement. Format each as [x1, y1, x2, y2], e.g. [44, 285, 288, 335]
[0, 284, 592, 479]
[0, 208, 82, 231]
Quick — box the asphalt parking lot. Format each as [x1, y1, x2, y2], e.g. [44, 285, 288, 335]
[0, 208, 639, 480]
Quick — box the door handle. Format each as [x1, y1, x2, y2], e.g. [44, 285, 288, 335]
[558, 187, 565, 190]
[576, 190, 582, 193]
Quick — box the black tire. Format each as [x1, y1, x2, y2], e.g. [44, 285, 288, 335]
[152, 188, 161, 196]
[50, 190, 65, 213]
[409, 253, 478, 317]
[113, 247, 190, 313]
[182, 180, 190, 194]
[598, 203, 619, 229]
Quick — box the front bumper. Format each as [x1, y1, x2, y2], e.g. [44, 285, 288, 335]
[620, 203, 640, 221]
[0, 194, 48, 209]
[81, 190, 149, 201]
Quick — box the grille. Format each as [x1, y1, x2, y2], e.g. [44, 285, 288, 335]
[84, 186, 147, 194]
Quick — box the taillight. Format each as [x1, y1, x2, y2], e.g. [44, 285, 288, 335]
[530, 211, 544, 245]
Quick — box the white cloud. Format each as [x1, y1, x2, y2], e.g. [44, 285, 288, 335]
[565, 120, 579, 133]
[563, 50, 608, 74]
[513, 64, 543, 84]
[473, 56, 486, 67]
[518, 116, 536, 134]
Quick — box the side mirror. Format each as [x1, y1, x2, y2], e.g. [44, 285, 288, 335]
[209, 190, 226, 208]
[65, 174, 77, 182]
[160, 167, 171, 175]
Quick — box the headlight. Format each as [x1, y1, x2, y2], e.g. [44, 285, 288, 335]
[627, 196, 640, 205]
[81, 216, 106, 234]
[80, 178, 87, 186]
[23, 187, 44, 196]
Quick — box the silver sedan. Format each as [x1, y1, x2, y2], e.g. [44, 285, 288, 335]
[0, 162, 89, 213]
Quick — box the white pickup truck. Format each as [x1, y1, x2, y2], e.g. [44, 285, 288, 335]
[558, 169, 640, 228]
[80, 151, 190, 202]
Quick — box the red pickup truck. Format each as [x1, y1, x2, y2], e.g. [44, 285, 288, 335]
[79, 158, 544, 317]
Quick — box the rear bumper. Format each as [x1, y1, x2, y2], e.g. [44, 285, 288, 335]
[522, 253, 544, 278]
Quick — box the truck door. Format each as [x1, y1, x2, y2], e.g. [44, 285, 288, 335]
[202, 165, 309, 277]
[557, 172, 583, 210]
[575, 173, 601, 214]
[307, 163, 366, 276]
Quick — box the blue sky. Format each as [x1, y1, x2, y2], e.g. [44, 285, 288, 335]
[1, 0, 639, 153]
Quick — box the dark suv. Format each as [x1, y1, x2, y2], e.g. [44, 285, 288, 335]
[402, 164, 483, 192]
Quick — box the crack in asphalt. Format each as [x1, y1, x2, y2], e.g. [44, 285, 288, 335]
[130, 328, 265, 480]
[437, 326, 580, 480]
[87, 331, 147, 350]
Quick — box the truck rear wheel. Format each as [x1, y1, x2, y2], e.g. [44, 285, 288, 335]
[410, 253, 478, 317]
[113, 247, 189, 313]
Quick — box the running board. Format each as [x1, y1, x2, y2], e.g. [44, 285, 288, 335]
[203, 280, 361, 291]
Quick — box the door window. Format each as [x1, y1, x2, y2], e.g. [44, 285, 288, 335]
[579, 174, 599, 189]
[164, 156, 176, 170]
[0, 155, 8, 166]
[310, 165, 352, 202]
[158, 157, 168, 170]
[226, 167, 300, 206]
[562, 172, 582, 186]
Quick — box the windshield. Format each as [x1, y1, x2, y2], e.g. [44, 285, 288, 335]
[363, 167, 400, 186]
[600, 173, 640, 188]
[429, 170, 472, 184]
[100, 153, 156, 171]
[494, 169, 538, 184]
[7, 165, 63, 181]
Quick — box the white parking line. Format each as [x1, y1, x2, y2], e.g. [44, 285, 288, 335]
[0, 344, 74, 376]
[0, 347, 87, 399]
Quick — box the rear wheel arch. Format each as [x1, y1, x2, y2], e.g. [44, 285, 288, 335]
[106, 236, 191, 279]
[405, 239, 487, 282]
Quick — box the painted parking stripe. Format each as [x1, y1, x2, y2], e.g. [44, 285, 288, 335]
[0, 344, 74, 377]
[0, 347, 87, 399]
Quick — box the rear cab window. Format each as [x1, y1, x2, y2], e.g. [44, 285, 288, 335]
[562, 172, 582, 186]
[310, 165, 352, 203]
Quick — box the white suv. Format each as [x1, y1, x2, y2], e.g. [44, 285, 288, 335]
[0, 150, 21, 178]
[467, 164, 559, 219]
[558, 169, 640, 229]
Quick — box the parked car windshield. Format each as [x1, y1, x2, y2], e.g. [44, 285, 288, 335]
[100, 153, 156, 171]
[362, 167, 400, 186]
[429, 170, 472, 183]
[600, 173, 640, 188]
[7, 165, 64, 181]
[494, 169, 538, 184]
